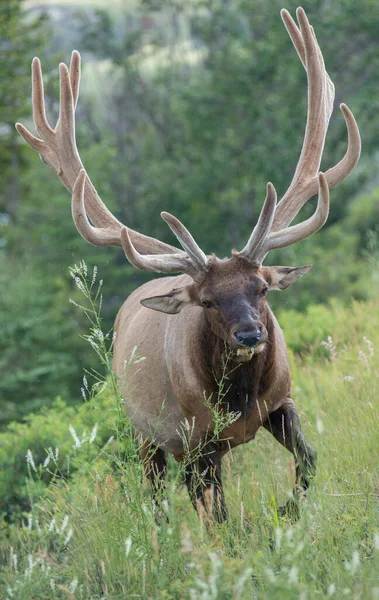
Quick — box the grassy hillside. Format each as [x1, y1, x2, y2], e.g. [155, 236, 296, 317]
[0, 287, 378, 598]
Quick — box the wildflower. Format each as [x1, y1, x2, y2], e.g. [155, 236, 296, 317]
[89, 423, 98, 443]
[64, 527, 73, 545]
[363, 336, 374, 357]
[91, 265, 98, 287]
[358, 350, 369, 370]
[327, 584, 336, 596]
[48, 518, 56, 532]
[235, 567, 254, 595]
[26, 449, 37, 472]
[316, 418, 325, 434]
[125, 537, 132, 557]
[93, 328, 104, 342]
[83, 375, 89, 390]
[321, 336, 336, 360]
[12, 554, 18, 572]
[81, 387, 87, 400]
[181, 525, 193, 553]
[274, 527, 283, 550]
[69, 579, 78, 593]
[345, 550, 360, 574]
[343, 375, 354, 382]
[288, 566, 299, 584]
[27, 514, 33, 530]
[69, 424, 81, 448]
[60, 515, 69, 533]
[374, 532, 379, 551]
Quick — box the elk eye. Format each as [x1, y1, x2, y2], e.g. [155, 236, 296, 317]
[260, 287, 268, 297]
[201, 299, 214, 309]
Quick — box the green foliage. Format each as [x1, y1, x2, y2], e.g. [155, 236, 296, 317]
[0, 395, 113, 523]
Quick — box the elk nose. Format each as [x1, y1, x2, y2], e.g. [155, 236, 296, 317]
[234, 327, 263, 348]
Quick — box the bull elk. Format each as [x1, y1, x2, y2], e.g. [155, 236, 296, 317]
[17, 8, 360, 521]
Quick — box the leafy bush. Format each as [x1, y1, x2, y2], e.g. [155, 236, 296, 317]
[0, 395, 114, 523]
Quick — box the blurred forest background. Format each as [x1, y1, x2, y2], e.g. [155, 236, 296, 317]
[1, 0, 379, 426]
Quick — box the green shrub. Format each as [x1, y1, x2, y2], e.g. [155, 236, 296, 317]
[0, 394, 114, 523]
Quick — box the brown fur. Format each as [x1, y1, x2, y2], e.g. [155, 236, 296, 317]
[113, 255, 301, 458]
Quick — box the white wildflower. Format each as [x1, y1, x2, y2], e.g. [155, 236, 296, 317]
[93, 328, 104, 342]
[327, 584, 336, 596]
[12, 554, 18, 572]
[50, 578, 55, 591]
[91, 265, 97, 287]
[26, 449, 37, 472]
[43, 454, 51, 468]
[125, 537, 132, 557]
[27, 514, 33, 530]
[64, 527, 73, 545]
[321, 336, 336, 360]
[316, 418, 325, 434]
[48, 518, 56, 532]
[274, 527, 283, 550]
[264, 567, 276, 582]
[74, 276, 86, 294]
[358, 349, 369, 369]
[288, 566, 299, 584]
[69, 424, 81, 448]
[343, 375, 354, 382]
[69, 579, 78, 593]
[60, 515, 69, 533]
[83, 375, 89, 390]
[55, 447, 59, 460]
[363, 336, 374, 357]
[345, 550, 360, 574]
[235, 567, 253, 595]
[89, 423, 98, 444]
[373, 532, 379, 551]
[81, 387, 87, 400]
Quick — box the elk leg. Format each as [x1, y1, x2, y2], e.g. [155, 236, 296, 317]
[263, 401, 317, 517]
[184, 442, 227, 523]
[140, 442, 167, 500]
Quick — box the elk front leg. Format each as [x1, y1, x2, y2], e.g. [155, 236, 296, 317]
[184, 441, 227, 523]
[263, 400, 317, 517]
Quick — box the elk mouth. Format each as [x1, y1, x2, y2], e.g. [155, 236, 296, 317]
[231, 343, 266, 362]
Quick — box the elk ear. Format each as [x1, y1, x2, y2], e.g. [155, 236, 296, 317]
[263, 265, 312, 290]
[140, 285, 196, 314]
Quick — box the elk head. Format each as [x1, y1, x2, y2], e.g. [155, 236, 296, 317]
[16, 8, 361, 365]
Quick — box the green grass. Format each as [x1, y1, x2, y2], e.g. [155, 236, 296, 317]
[0, 290, 378, 599]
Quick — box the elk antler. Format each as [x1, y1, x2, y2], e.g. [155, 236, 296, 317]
[72, 169, 208, 279]
[15, 51, 180, 256]
[239, 7, 361, 266]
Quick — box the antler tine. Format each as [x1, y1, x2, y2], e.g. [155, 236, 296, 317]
[271, 8, 360, 232]
[238, 183, 277, 263]
[69, 50, 80, 109]
[16, 51, 181, 257]
[253, 173, 329, 264]
[121, 228, 203, 280]
[161, 212, 208, 270]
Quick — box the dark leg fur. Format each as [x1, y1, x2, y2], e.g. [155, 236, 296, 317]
[263, 401, 317, 517]
[184, 442, 227, 523]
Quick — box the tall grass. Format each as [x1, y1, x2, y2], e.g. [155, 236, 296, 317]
[0, 264, 378, 599]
